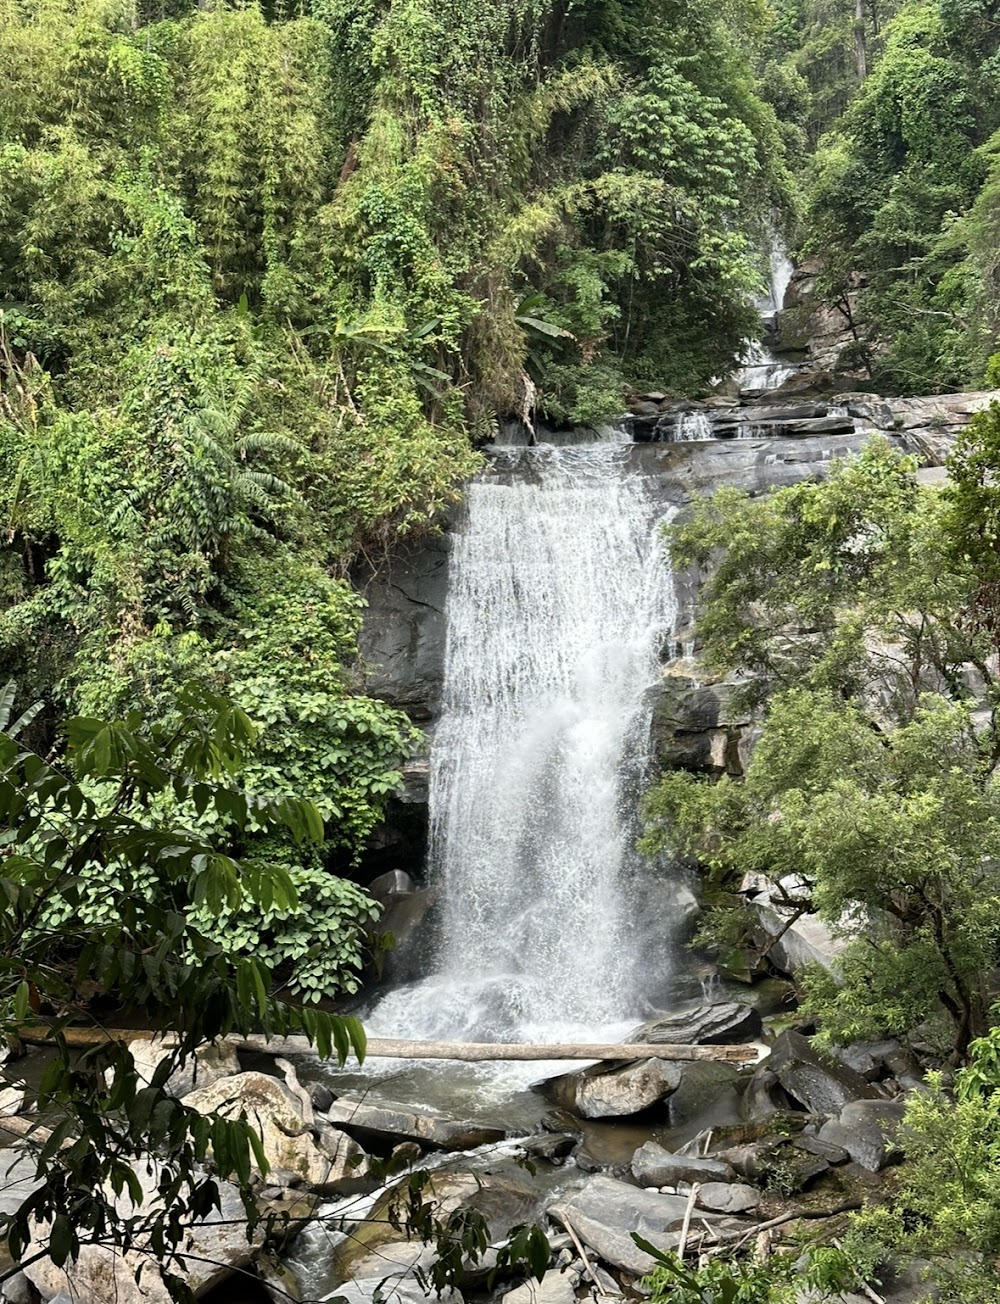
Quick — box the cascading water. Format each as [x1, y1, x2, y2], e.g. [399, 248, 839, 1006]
[735, 242, 799, 395]
[675, 411, 714, 441]
[370, 444, 677, 1046]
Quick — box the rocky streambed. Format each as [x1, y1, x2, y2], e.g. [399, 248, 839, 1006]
[0, 996, 933, 1304]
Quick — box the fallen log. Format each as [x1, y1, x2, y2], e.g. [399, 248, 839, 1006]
[16, 1027, 761, 1063]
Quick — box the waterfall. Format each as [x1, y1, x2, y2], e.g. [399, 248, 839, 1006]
[370, 444, 676, 1044]
[675, 411, 714, 441]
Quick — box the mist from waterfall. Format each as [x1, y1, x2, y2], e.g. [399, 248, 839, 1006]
[369, 444, 676, 1044]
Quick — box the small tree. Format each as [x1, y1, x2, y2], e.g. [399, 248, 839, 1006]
[0, 683, 366, 1299]
[644, 437, 1000, 1058]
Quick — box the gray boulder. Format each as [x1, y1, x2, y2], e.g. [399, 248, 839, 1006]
[503, 1272, 578, 1304]
[548, 1176, 702, 1276]
[185, 1071, 368, 1190]
[632, 1142, 735, 1189]
[631, 1002, 762, 1046]
[549, 1176, 747, 1277]
[324, 1096, 504, 1150]
[765, 1032, 879, 1115]
[335, 1278, 463, 1304]
[818, 1100, 907, 1172]
[696, 1182, 760, 1215]
[545, 1059, 685, 1119]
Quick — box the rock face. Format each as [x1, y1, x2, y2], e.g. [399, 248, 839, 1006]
[184, 1071, 367, 1190]
[355, 533, 450, 721]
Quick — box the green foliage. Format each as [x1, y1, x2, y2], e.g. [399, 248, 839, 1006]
[0, 688, 366, 1298]
[645, 437, 1000, 1056]
[636, 1234, 800, 1302]
[833, 1024, 1000, 1301]
[796, 0, 1000, 392]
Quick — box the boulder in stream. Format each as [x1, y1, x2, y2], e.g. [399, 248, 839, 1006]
[631, 1142, 736, 1188]
[544, 1059, 685, 1118]
[323, 1095, 505, 1151]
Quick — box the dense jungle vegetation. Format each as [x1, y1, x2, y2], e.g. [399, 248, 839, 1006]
[4, 0, 1000, 1298]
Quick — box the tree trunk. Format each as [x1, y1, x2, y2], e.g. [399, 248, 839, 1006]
[16, 1027, 760, 1064]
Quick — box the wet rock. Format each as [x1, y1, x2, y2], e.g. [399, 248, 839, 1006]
[368, 869, 416, 902]
[667, 1062, 743, 1130]
[504, 1271, 578, 1304]
[631, 1002, 762, 1046]
[114, 1035, 240, 1100]
[695, 1182, 760, 1215]
[388, 1141, 425, 1171]
[324, 1096, 504, 1151]
[518, 1133, 577, 1162]
[545, 1059, 685, 1118]
[355, 533, 450, 721]
[818, 1100, 907, 1172]
[632, 1142, 735, 1189]
[766, 1031, 879, 1115]
[309, 1084, 335, 1113]
[185, 1071, 368, 1190]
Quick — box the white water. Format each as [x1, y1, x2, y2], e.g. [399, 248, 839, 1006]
[370, 444, 676, 1046]
[675, 411, 714, 441]
[735, 243, 798, 395]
